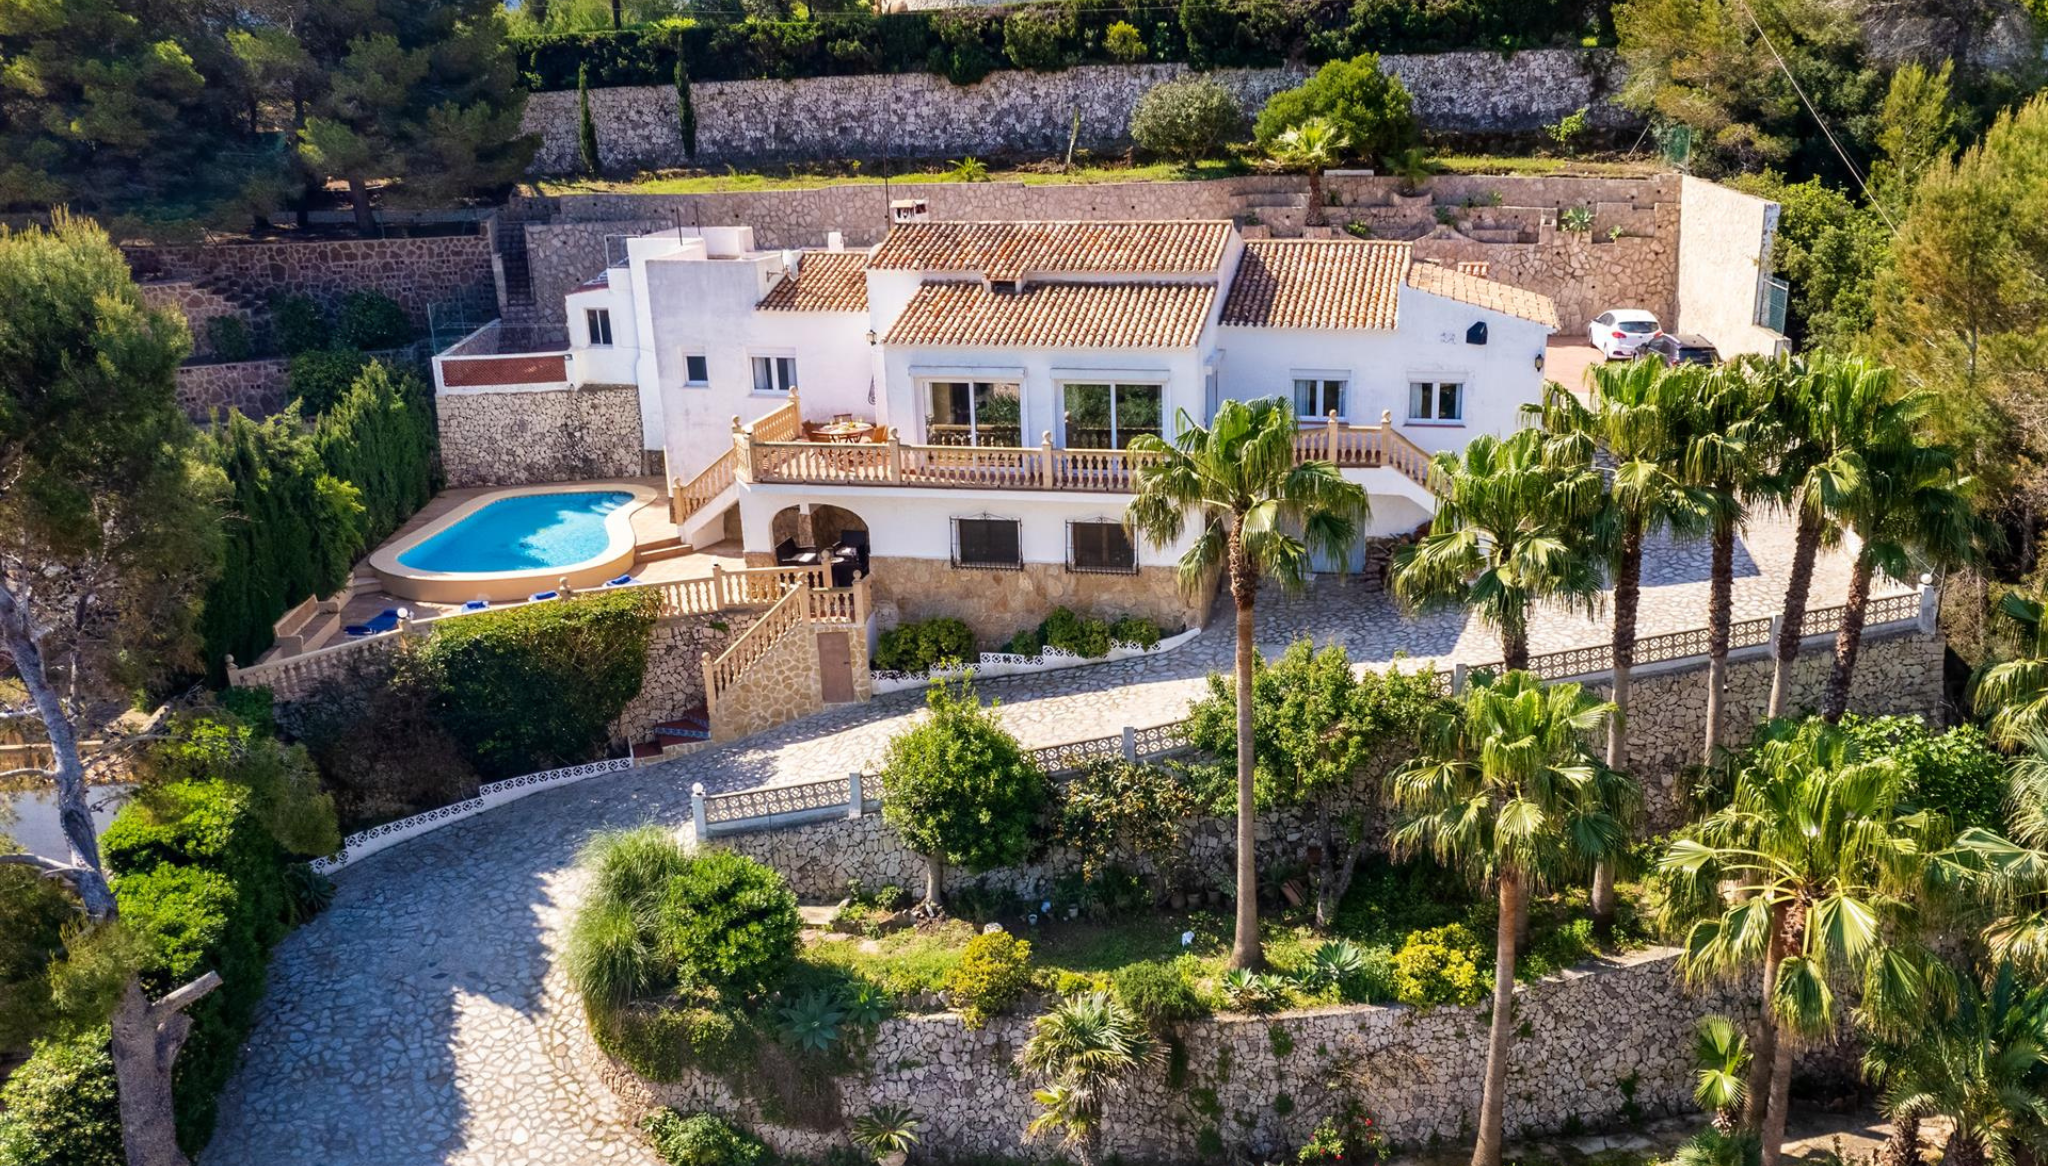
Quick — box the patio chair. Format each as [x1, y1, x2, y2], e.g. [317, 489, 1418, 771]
[343, 608, 404, 637]
[837, 529, 870, 574]
[601, 574, 635, 587]
[461, 599, 490, 612]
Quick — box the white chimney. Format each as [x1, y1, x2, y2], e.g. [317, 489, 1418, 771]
[826, 230, 845, 251]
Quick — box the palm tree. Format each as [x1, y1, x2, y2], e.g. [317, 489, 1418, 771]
[1268, 117, 1349, 228]
[1946, 735, 2048, 971]
[1389, 671, 1621, 1166]
[1391, 427, 1604, 672]
[1128, 397, 1370, 969]
[1542, 364, 1706, 927]
[1693, 1015, 1752, 1133]
[1760, 356, 1885, 719]
[1821, 398, 1976, 721]
[1861, 961, 2048, 1166]
[1672, 362, 1773, 767]
[1663, 719, 1948, 1166]
[1016, 991, 1153, 1166]
[1970, 592, 2048, 747]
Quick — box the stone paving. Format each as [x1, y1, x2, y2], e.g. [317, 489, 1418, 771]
[203, 508, 1903, 1166]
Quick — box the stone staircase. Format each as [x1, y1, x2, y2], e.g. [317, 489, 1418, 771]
[637, 534, 695, 563]
[631, 704, 715, 766]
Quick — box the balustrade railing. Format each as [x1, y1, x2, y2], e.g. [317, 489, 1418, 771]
[1292, 412, 1436, 489]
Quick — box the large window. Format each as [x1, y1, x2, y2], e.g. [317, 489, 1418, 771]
[1062, 382, 1163, 449]
[1293, 377, 1346, 419]
[953, 517, 1022, 570]
[1408, 380, 1464, 423]
[751, 355, 797, 394]
[1068, 520, 1136, 574]
[925, 381, 1021, 447]
[585, 308, 613, 346]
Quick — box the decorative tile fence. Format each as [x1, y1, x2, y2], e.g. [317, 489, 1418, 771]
[310, 756, 633, 874]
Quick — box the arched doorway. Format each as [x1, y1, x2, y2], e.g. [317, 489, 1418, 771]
[768, 504, 870, 583]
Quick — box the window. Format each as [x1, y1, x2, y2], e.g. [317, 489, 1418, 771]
[585, 308, 613, 346]
[952, 517, 1022, 570]
[1292, 377, 1346, 419]
[925, 380, 1021, 447]
[683, 353, 709, 386]
[1068, 520, 1136, 574]
[750, 355, 797, 394]
[1062, 382, 1163, 449]
[1408, 380, 1465, 423]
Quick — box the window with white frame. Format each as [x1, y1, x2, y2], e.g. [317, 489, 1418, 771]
[952, 516, 1022, 570]
[1293, 377, 1346, 420]
[750, 355, 797, 394]
[925, 380, 1022, 447]
[682, 352, 709, 386]
[1067, 520, 1136, 575]
[585, 308, 613, 346]
[1407, 379, 1465, 423]
[1061, 382, 1163, 449]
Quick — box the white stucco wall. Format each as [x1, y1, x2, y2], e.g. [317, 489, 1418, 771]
[735, 484, 1201, 566]
[879, 342, 1210, 448]
[1675, 177, 1790, 359]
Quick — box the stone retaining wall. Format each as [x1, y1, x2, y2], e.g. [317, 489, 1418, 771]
[174, 359, 291, 420]
[124, 235, 495, 328]
[592, 946, 1770, 1162]
[611, 611, 763, 746]
[437, 384, 644, 487]
[869, 557, 1210, 647]
[141, 279, 261, 361]
[522, 52, 1625, 173]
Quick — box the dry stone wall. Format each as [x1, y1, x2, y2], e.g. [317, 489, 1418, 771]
[437, 384, 644, 487]
[124, 234, 495, 328]
[592, 946, 1773, 1162]
[140, 279, 261, 361]
[174, 359, 291, 420]
[611, 610, 764, 745]
[522, 52, 1625, 173]
[869, 557, 1209, 647]
[711, 620, 823, 740]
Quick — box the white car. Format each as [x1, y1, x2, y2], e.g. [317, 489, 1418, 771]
[1589, 309, 1662, 360]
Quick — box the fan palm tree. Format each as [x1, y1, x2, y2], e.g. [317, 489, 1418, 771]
[1672, 362, 1774, 767]
[1694, 1014, 1752, 1133]
[1390, 426, 1605, 673]
[1970, 592, 2048, 747]
[1389, 671, 1621, 1166]
[1268, 117, 1350, 228]
[1759, 356, 1887, 719]
[1945, 735, 2048, 972]
[1127, 397, 1370, 969]
[1016, 991, 1154, 1166]
[1663, 719, 1949, 1166]
[1861, 961, 2048, 1166]
[1821, 400, 1976, 722]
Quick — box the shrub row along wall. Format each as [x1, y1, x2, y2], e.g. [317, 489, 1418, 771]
[437, 384, 646, 487]
[522, 52, 1623, 174]
[124, 235, 496, 328]
[590, 946, 1767, 1162]
[701, 627, 1947, 903]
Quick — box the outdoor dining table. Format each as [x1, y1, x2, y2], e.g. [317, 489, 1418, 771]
[812, 419, 878, 443]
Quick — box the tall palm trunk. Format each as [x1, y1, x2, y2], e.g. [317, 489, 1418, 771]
[1758, 904, 1807, 1166]
[348, 174, 375, 236]
[1768, 506, 1823, 718]
[1821, 554, 1874, 722]
[1501, 620, 1530, 673]
[1743, 901, 1789, 1132]
[1227, 524, 1262, 971]
[1596, 519, 1644, 931]
[1878, 1106, 1921, 1166]
[1703, 504, 1736, 768]
[1946, 1130, 1987, 1166]
[1473, 870, 1522, 1166]
[1305, 169, 1327, 227]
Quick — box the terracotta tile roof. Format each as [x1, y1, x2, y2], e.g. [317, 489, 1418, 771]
[1406, 261, 1560, 329]
[869, 221, 1232, 280]
[757, 249, 870, 313]
[1220, 240, 1411, 330]
[884, 280, 1216, 348]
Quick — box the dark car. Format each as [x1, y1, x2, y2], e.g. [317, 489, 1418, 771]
[1643, 333, 1720, 367]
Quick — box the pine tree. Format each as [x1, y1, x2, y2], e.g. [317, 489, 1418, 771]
[675, 56, 698, 162]
[579, 63, 601, 176]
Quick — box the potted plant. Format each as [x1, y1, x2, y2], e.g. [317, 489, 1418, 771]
[852, 1104, 922, 1166]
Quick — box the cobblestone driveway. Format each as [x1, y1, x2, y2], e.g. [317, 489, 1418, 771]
[204, 510, 1893, 1165]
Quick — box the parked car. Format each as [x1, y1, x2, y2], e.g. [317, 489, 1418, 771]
[1643, 332, 1720, 367]
[1589, 309, 1661, 359]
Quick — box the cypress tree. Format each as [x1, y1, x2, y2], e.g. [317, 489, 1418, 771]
[675, 56, 698, 162]
[578, 63, 601, 176]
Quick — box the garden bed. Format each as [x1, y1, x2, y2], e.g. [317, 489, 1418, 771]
[870, 626, 1201, 694]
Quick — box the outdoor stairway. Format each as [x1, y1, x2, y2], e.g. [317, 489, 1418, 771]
[633, 705, 714, 766]
[637, 535, 695, 563]
[194, 273, 268, 312]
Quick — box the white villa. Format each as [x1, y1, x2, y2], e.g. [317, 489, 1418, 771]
[434, 216, 1560, 642]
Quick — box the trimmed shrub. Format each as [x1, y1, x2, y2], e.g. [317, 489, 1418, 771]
[879, 679, 1052, 880]
[945, 930, 1033, 1027]
[640, 1109, 770, 1166]
[1129, 76, 1243, 161]
[595, 1005, 755, 1082]
[873, 616, 975, 673]
[0, 1028, 124, 1166]
[1105, 19, 1148, 60]
[1253, 53, 1416, 161]
[652, 849, 802, 998]
[1840, 714, 2007, 832]
[333, 291, 411, 351]
[1003, 3, 1074, 70]
[1109, 614, 1165, 648]
[1111, 959, 1209, 1031]
[1040, 606, 1112, 658]
[287, 348, 373, 415]
[408, 588, 659, 778]
[271, 293, 329, 355]
[1392, 923, 1485, 1008]
[205, 315, 253, 362]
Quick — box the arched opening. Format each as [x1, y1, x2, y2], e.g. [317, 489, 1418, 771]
[769, 504, 870, 585]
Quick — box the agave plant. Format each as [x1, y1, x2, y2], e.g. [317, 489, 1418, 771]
[1298, 940, 1368, 993]
[839, 980, 892, 1028]
[1220, 968, 1287, 1013]
[851, 1104, 922, 1159]
[778, 988, 847, 1053]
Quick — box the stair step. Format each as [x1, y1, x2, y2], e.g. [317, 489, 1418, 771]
[638, 542, 695, 563]
[631, 740, 666, 760]
[641, 535, 684, 551]
[653, 706, 711, 741]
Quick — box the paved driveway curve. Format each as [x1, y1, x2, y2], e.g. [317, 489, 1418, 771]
[203, 515, 1881, 1165]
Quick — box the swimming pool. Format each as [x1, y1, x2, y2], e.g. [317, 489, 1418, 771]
[398, 492, 632, 573]
[369, 482, 660, 603]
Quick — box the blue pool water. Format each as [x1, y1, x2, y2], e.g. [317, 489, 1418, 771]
[398, 492, 633, 573]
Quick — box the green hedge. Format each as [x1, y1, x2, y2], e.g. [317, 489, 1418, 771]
[873, 616, 975, 673]
[509, 0, 1600, 91]
[408, 587, 659, 778]
[0, 1028, 124, 1166]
